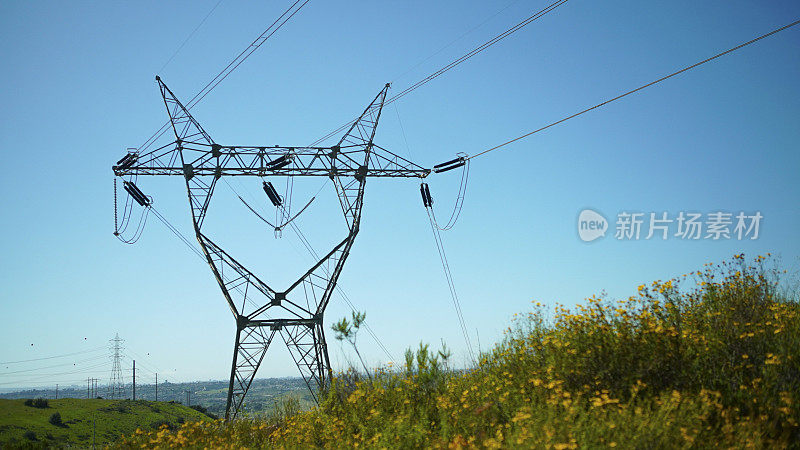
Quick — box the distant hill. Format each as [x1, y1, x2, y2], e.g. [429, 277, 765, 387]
[0, 398, 210, 447]
[0, 377, 314, 417]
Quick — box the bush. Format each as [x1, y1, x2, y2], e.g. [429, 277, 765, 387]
[116, 255, 799, 448]
[23, 430, 36, 441]
[48, 412, 63, 427]
[189, 404, 207, 414]
[189, 404, 218, 419]
[23, 398, 49, 408]
[496, 253, 799, 413]
[114, 404, 130, 413]
[100, 402, 131, 414]
[148, 420, 176, 431]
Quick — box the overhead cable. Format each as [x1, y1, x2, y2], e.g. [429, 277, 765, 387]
[467, 18, 800, 161]
[223, 181, 396, 361]
[158, 0, 226, 74]
[309, 0, 568, 146]
[138, 0, 311, 153]
[424, 205, 475, 363]
[0, 347, 106, 365]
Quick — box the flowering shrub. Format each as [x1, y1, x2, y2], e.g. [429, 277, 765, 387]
[116, 255, 798, 448]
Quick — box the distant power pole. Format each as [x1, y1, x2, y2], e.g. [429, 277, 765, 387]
[55, 384, 58, 400]
[184, 390, 190, 406]
[132, 360, 136, 401]
[108, 334, 125, 399]
[155, 373, 158, 402]
[87, 378, 98, 398]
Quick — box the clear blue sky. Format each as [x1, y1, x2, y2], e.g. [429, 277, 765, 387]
[1, 0, 798, 389]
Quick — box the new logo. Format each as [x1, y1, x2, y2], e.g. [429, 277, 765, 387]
[578, 209, 608, 242]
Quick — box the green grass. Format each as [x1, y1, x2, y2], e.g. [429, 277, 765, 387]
[0, 398, 210, 447]
[116, 254, 800, 448]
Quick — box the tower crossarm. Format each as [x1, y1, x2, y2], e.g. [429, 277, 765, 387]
[113, 142, 430, 179]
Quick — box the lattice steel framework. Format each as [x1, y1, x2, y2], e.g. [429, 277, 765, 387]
[108, 334, 125, 399]
[112, 77, 428, 419]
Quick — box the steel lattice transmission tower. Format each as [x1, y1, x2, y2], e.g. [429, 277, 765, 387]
[112, 77, 429, 420]
[108, 334, 125, 399]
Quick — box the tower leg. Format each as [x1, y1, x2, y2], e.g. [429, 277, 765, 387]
[224, 326, 241, 420]
[317, 322, 333, 387]
[282, 320, 330, 403]
[224, 317, 276, 420]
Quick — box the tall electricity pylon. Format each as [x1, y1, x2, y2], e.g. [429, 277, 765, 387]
[112, 77, 429, 420]
[108, 334, 125, 399]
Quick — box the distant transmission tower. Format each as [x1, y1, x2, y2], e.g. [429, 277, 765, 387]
[108, 334, 125, 399]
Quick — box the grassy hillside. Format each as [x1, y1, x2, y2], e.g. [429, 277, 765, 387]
[118, 254, 799, 448]
[0, 398, 210, 447]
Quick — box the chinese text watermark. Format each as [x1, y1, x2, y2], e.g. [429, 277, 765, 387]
[578, 209, 762, 242]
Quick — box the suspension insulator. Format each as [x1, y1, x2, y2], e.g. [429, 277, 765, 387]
[425, 183, 433, 206]
[424, 184, 433, 206]
[433, 157, 462, 170]
[123, 181, 152, 207]
[420, 183, 433, 208]
[433, 157, 465, 173]
[262, 181, 283, 207]
[270, 159, 292, 170]
[264, 154, 290, 168]
[115, 152, 138, 170]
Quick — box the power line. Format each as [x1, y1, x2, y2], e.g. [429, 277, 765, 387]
[424, 206, 475, 363]
[222, 181, 396, 361]
[0, 361, 113, 386]
[0, 354, 109, 375]
[158, 0, 225, 74]
[0, 364, 111, 379]
[394, 103, 414, 162]
[429, 157, 470, 231]
[0, 346, 106, 365]
[389, 0, 523, 84]
[138, 0, 311, 154]
[386, 0, 567, 106]
[9, 377, 104, 387]
[150, 205, 268, 313]
[122, 351, 160, 376]
[150, 206, 205, 260]
[467, 18, 800, 161]
[309, 0, 568, 146]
